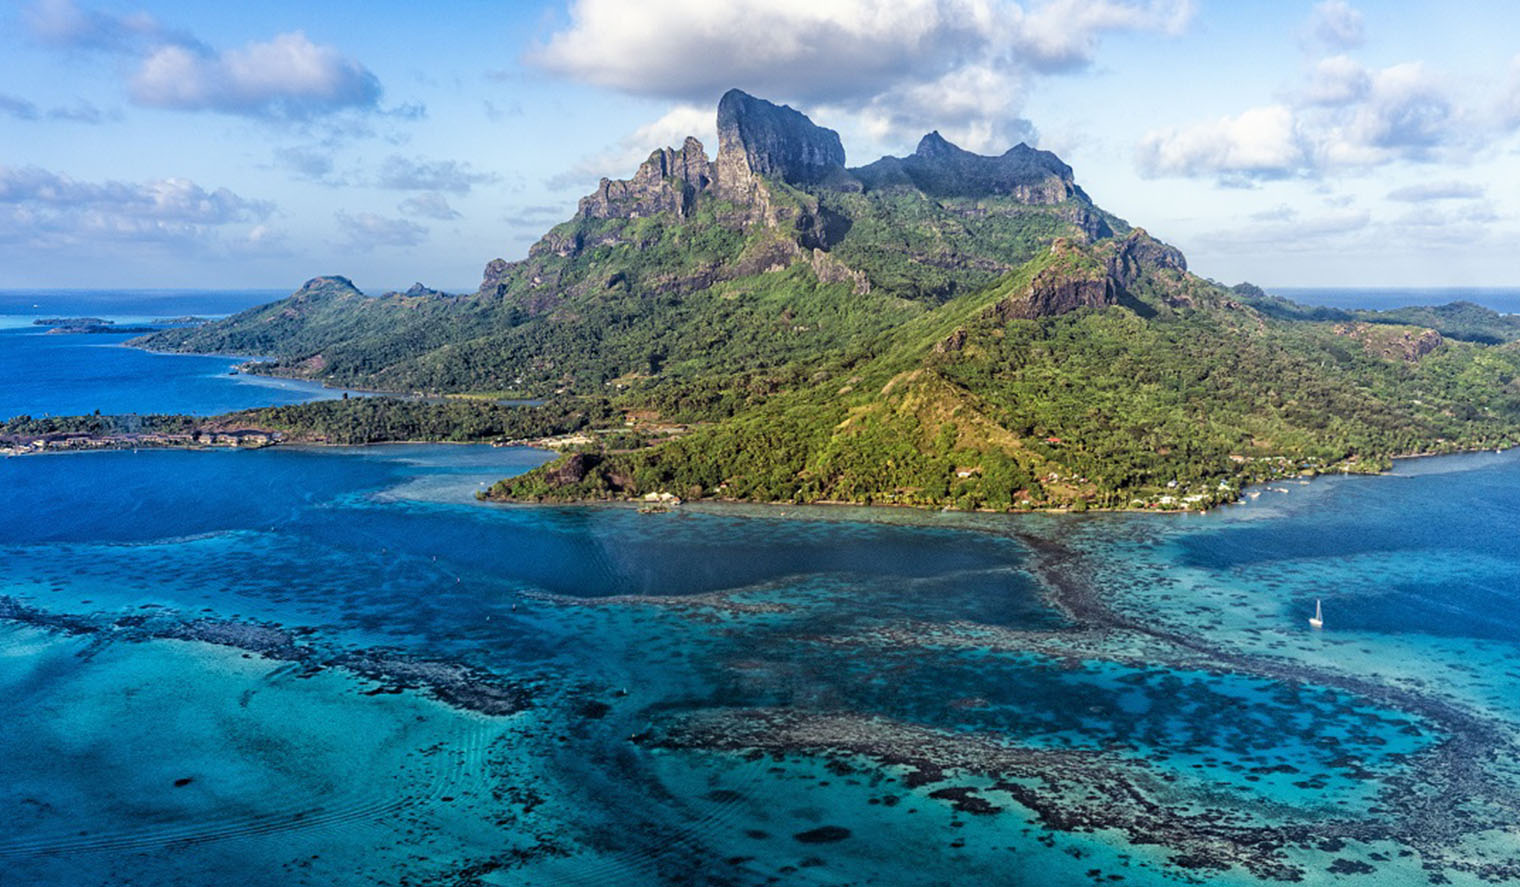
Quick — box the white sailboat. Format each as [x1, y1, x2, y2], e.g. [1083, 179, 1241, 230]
[1308, 599, 1324, 630]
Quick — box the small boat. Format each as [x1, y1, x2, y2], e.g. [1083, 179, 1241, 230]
[1308, 599, 1324, 630]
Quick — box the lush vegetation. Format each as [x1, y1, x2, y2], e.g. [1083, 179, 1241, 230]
[227, 397, 616, 444]
[2, 397, 615, 448]
[492, 242, 1520, 511]
[124, 131, 1520, 512]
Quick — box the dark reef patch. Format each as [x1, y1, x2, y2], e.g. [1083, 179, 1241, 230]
[793, 825, 851, 844]
[0, 595, 531, 716]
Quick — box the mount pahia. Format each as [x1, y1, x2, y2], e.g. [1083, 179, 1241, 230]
[127, 89, 1520, 510]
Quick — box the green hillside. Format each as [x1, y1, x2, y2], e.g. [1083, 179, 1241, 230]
[129, 89, 1520, 511]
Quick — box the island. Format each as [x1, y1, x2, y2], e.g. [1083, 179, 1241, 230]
[93, 89, 1520, 511]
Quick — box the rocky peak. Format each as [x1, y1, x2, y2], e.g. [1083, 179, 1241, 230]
[716, 89, 851, 193]
[1106, 229, 1187, 289]
[638, 136, 713, 191]
[293, 275, 362, 300]
[397, 282, 449, 298]
[913, 131, 958, 159]
[853, 134, 1078, 204]
[578, 137, 714, 220]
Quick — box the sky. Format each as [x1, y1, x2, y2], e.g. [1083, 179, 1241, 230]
[3, 0, 1519, 292]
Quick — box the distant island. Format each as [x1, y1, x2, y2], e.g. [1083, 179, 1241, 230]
[30, 315, 209, 335]
[97, 88, 1520, 511]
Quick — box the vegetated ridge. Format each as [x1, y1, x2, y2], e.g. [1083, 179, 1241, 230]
[130, 90, 1520, 511]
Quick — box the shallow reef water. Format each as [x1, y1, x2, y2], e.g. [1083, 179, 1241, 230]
[5, 446, 1520, 885]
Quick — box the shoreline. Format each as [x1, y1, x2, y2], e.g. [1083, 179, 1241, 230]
[10, 423, 1513, 517]
[481, 441, 1513, 515]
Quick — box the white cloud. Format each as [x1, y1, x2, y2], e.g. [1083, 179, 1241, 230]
[22, 0, 170, 52]
[377, 155, 497, 193]
[530, 0, 1192, 156]
[333, 211, 427, 250]
[399, 192, 460, 220]
[1498, 55, 1520, 128]
[0, 164, 271, 247]
[1320, 62, 1453, 165]
[850, 64, 1036, 153]
[1014, 0, 1192, 72]
[1143, 59, 1478, 182]
[1301, 55, 1370, 106]
[1195, 208, 1371, 252]
[131, 32, 381, 119]
[530, 0, 996, 103]
[1308, 0, 1364, 49]
[1137, 105, 1306, 181]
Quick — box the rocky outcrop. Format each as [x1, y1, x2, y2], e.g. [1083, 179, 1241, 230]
[993, 263, 1116, 322]
[852, 132, 1084, 206]
[1335, 323, 1445, 362]
[716, 89, 853, 194]
[292, 275, 362, 301]
[580, 137, 714, 219]
[985, 231, 1187, 322]
[383, 282, 450, 299]
[544, 452, 598, 486]
[1106, 229, 1186, 289]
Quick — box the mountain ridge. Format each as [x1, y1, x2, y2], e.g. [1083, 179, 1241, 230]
[127, 89, 1520, 510]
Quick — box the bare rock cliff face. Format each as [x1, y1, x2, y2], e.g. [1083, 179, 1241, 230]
[715, 88, 851, 195]
[991, 262, 1116, 322]
[1107, 228, 1186, 288]
[852, 132, 1085, 206]
[579, 136, 714, 219]
[986, 230, 1189, 321]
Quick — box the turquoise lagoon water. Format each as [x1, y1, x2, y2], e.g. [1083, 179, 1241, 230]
[4, 294, 1520, 885]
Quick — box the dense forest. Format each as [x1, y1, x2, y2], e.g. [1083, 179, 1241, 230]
[115, 90, 1520, 511]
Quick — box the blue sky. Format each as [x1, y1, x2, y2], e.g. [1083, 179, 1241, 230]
[3, 0, 1518, 292]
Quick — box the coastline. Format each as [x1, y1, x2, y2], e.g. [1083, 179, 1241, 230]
[11, 421, 1510, 517]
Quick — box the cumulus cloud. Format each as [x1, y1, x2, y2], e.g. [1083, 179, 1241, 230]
[1386, 181, 1485, 202]
[1301, 55, 1370, 106]
[1142, 59, 1472, 182]
[398, 192, 460, 220]
[1137, 105, 1306, 181]
[377, 155, 498, 194]
[850, 64, 1037, 153]
[274, 145, 338, 182]
[1013, 0, 1191, 72]
[23, 1, 385, 120]
[130, 32, 381, 119]
[1308, 0, 1364, 49]
[333, 211, 427, 250]
[0, 164, 271, 247]
[530, 0, 1192, 154]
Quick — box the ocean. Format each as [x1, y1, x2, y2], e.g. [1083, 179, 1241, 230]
[3, 291, 1520, 885]
[0, 289, 365, 418]
[1271, 286, 1520, 314]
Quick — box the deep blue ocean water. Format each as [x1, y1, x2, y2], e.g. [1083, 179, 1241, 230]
[1272, 286, 1520, 313]
[3, 292, 1520, 885]
[0, 289, 365, 419]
